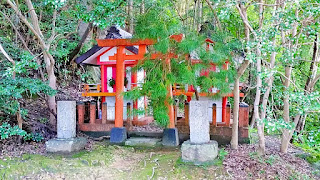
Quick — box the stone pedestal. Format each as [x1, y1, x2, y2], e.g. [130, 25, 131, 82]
[46, 137, 87, 153]
[181, 100, 218, 164]
[181, 140, 218, 164]
[46, 101, 87, 153]
[162, 128, 179, 146]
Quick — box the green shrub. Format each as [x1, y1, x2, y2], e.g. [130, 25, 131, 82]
[0, 122, 43, 142]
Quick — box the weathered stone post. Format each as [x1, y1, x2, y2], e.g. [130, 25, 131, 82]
[46, 101, 87, 153]
[181, 100, 219, 164]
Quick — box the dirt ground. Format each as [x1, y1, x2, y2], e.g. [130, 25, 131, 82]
[1, 136, 319, 180]
[1, 126, 320, 180]
[0, 143, 229, 180]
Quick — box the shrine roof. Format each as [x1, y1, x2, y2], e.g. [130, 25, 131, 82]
[75, 26, 138, 65]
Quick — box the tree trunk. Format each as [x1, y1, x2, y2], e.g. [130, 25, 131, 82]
[254, 48, 264, 154]
[17, 105, 23, 129]
[254, 0, 265, 155]
[296, 34, 319, 133]
[260, 2, 278, 116]
[44, 53, 57, 126]
[280, 66, 292, 153]
[280, 6, 298, 153]
[140, 0, 145, 14]
[231, 3, 252, 150]
[128, 0, 134, 34]
[193, 0, 198, 31]
[231, 77, 240, 149]
[197, 0, 203, 32]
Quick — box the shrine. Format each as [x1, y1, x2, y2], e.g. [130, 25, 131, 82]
[75, 26, 249, 145]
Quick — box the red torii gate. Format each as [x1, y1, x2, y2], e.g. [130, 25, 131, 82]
[97, 39, 154, 128]
[96, 35, 234, 144]
[97, 38, 178, 142]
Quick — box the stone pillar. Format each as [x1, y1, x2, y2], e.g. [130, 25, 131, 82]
[46, 101, 87, 153]
[189, 100, 210, 144]
[57, 101, 76, 138]
[181, 100, 218, 164]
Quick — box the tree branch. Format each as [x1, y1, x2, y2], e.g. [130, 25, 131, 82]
[235, 3, 257, 38]
[205, 0, 222, 30]
[48, 8, 57, 43]
[0, 42, 16, 78]
[25, 0, 43, 37]
[237, 59, 250, 77]
[68, 22, 93, 63]
[0, 11, 31, 53]
[6, 0, 55, 73]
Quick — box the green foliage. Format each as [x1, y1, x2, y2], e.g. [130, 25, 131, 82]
[249, 128, 258, 144]
[108, 78, 116, 88]
[125, 1, 238, 127]
[0, 122, 26, 139]
[0, 76, 56, 117]
[73, 0, 126, 29]
[218, 148, 228, 161]
[294, 114, 320, 164]
[0, 46, 55, 121]
[0, 122, 43, 142]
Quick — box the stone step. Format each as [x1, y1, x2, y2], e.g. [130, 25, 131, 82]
[125, 137, 161, 147]
[128, 131, 163, 138]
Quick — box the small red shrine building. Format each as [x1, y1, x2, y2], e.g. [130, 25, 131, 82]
[75, 26, 249, 144]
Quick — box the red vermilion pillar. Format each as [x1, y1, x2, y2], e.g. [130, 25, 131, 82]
[115, 46, 125, 128]
[166, 57, 175, 128]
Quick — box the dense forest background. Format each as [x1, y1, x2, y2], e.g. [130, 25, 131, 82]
[0, 0, 319, 163]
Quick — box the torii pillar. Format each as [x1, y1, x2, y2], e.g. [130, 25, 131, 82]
[110, 45, 127, 143]
[162, 56, 179, 146]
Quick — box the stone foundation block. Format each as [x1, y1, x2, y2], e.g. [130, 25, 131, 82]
[162, 128, 179, 146]
[46, 137, 87, 153]
[110, 127, 127, 144]
[181, 140, 218, 165]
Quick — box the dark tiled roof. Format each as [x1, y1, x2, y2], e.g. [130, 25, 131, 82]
[75, 26, 138, 65]
[75, 45, 102, 64]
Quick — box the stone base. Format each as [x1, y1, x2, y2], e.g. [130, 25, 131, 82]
[181, 140, 218, 165]
[46, 137, 87, 153]
[125, 137, 161, 147]
[110, 127, 127, 144]
[162, 128, 179, 146]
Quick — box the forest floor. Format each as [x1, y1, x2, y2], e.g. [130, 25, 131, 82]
[1, 135, 319, 180]
[1, 85, 319, 179]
